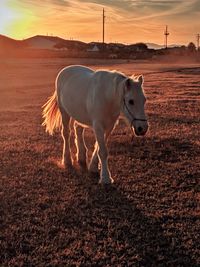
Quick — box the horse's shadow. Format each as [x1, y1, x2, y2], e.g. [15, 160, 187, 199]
[35, 133, 199, 266]
[55, 177, 197, 266]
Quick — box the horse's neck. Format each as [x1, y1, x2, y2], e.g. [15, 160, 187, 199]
[113, 73, 125, 108]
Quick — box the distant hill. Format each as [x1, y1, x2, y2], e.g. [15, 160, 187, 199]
[0, 34, 26, 50]
[0, 34, 182, 51]
[22, 35, 66, 49]
[1, 34, 191, 61]
[22, 35, 87, 50]
[146, 42, 181, 49]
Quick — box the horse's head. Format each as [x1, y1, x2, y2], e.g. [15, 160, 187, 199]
[121, 75, 149, 136]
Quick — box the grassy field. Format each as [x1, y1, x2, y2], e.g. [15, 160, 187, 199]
[0, 58, 199, 266]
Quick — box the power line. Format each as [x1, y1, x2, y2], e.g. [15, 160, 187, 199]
[102, 8, 105, 44]
[197, 34, 200, 50]
[164, 25, 169, 49]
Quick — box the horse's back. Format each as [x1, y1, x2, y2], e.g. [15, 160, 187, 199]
[57, 65, 94, 85]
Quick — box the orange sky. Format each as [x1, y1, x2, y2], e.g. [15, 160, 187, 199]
[1, 0, 200, 45]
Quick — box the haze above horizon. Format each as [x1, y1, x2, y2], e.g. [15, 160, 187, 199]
[1, 0, 199, 45]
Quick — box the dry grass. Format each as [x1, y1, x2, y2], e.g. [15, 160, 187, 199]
[0, 58, 199, 266]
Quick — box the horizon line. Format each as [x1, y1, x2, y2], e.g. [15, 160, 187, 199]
[1, 33, 185, 47]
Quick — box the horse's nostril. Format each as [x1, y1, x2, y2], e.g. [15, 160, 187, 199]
[138, 127, 143, 133]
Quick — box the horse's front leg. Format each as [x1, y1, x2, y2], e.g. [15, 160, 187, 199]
[88, 126, 113, 174]
[88, 141, 99, 173]
[93, 122, 113, 184]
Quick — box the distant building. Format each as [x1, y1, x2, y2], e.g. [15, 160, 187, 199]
[109, 53, 118, 59]
[87, 44, 100, 52]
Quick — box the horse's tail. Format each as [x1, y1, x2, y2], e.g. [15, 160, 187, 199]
[42, 90, 62, 135]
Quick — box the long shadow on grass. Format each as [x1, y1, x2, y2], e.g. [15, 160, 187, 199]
[57, 181, 198, 267]
[55, 136, 199, 266]
[1, 136, 198, 266]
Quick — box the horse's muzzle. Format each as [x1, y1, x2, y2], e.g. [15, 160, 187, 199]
[133, 124, 149, 136]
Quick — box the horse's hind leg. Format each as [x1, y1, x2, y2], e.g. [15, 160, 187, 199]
[74, 122, 87, 168]
[60, 109, 72, 168]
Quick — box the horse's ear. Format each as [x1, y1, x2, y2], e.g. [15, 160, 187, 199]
[138, 75, 144, 85]
[125, 78, 131, 91]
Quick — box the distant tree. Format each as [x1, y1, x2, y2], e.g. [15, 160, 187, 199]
[128, 42, 148, 53]
[180, 45, 186, 50]
[135, 42, 148, 50]
[187, 42, 196, 52]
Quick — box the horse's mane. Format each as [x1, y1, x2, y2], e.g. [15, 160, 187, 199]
[94, 68, 140, 82]
[111, 70, 139, 82]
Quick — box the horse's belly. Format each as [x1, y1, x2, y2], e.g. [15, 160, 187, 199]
[60, 89, 92, 127]
[68, 109, 92, 127]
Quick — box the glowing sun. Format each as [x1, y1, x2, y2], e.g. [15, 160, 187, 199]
[0, 0, 34, 39]
[0, 1, 18, 35]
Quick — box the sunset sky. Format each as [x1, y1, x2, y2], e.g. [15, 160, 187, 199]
[1, 0, 200, 45]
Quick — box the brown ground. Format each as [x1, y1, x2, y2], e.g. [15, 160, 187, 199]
[0, 58, 199, 267]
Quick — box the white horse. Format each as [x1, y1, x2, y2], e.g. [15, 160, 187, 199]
[42, 65, 148, 184]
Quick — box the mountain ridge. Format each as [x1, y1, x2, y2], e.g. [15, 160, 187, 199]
[0, 34, 182, 50]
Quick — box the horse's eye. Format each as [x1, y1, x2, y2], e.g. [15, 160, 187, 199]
[129, 99, 134, 105]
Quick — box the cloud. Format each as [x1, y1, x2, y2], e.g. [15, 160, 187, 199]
[18, 0, 70, 5]
[16, 0, 200, 19]
[7, 0, 200, 44]
[78, 0, 200, 19]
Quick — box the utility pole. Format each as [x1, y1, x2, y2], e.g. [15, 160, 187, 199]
[197, 34, 200, 50]
[102, 8, 105, 44]
[164, 25, 169, 49]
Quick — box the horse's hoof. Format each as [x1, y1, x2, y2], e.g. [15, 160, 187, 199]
[78, 160, 87, 169]
[88, 165, 99, 174]
[62, 161, 73, 170]
[88, 169, 99, 175]
[99, 177, 114, 184]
